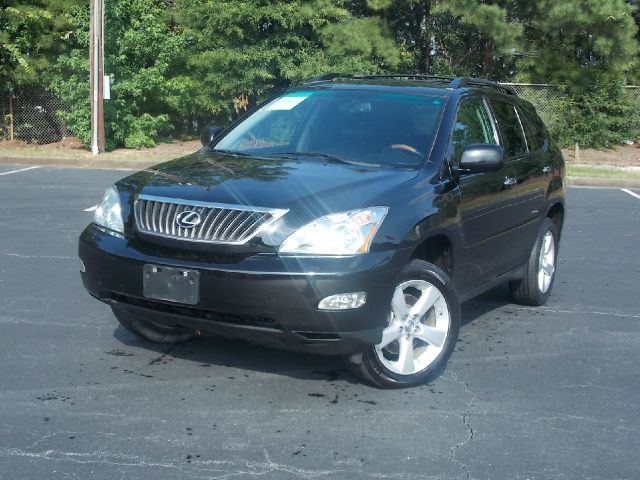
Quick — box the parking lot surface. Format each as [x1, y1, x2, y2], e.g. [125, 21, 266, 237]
[1, 166, 639, 480]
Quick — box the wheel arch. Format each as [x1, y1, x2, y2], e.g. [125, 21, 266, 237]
[409, 233, 455, 278]
[545, 201, 565, 238]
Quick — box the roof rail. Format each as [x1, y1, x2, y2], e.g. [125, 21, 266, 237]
[303, 73, 516, 95]
[448, 77, 515, 95]
[356, 74, 455, 82]
[304, 73, 454, 84]
[305, 73, 353, 83]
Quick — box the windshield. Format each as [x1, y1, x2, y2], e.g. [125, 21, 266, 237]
[213, 89, 446, 167]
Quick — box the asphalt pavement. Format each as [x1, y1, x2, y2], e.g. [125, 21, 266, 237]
[0, 166, 639, 480]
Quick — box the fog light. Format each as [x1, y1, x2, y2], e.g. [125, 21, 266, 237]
[79, 259, 86, 273]
[318, 292, 367, 310]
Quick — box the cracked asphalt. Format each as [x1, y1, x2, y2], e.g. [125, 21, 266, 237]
[1, 167, 639, 480]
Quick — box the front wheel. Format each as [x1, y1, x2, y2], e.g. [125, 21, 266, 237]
[346, 260, 460, 389]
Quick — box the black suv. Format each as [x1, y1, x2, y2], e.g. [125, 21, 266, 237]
[79, 75, 565, 388]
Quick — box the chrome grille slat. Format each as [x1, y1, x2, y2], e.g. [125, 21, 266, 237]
[204, 208, 226, 239]
[212, 210, 234, 240]
[197, 208, 217, 239]
[228, 211, 257, 241]
[134, 195, 287, 245]
[144, 200, 152, 231]
[164, 203, 175, 234]
[158, 202, 166, 233]
[151, 201, 160, 232]
[238, 213, 269, 241]
[219, 210, 245, 239]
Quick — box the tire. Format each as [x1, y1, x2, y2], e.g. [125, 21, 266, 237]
[510, 217, 559, 306]
[345, 260, 461, 389]
[112, 306, 197, 344]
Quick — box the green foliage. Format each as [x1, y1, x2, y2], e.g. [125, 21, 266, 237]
[177, 0, 401, 126]
[50, 0, 186, 148]
[6, 0, 640, 150]
[0, 0, 81, 91]
[433, 0, 522, 78]
[514, 0, 640, 146]
[517, 0, 638, 90]
[552, 86, 640, 148]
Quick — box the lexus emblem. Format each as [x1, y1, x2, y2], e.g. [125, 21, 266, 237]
[176, 210, 202, 229]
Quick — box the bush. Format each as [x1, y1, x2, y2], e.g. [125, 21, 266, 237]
[552, 85, 640, 149]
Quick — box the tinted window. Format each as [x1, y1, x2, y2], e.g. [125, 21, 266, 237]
[519, 108, 548, 152]
[451, 98, 497, 165]
[490, 100, 528, 158]
[214, 90, 446, 166]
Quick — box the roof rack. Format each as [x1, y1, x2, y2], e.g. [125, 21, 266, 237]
[448, 77, 515, 95]
[304, 73, 454, 84]
[305, 73, 353, 83]
[303, 73, 516, 95]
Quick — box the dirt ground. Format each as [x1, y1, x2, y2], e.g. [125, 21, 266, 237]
[561, 144, 640, 167]
[0, 137, 201, 161]
[2, 136, 640, 168]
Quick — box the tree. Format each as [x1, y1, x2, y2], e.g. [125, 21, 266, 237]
[433, 0, 521, 79]
[514, 0, 640, 147]
[51, 0, 188, 148]
[517, 0, 638, 89]
[0, 0, 81, 93]
[50, 0, 402, 148]
[346, 1, 520, 78]
[176, 0, 402, 126]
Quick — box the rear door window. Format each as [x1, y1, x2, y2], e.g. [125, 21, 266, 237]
[518, 108, 548, 152]
[489, 99, 529, 159]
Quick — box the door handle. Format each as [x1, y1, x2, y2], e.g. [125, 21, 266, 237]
[503, 176, 517, 188]
[542, 166, 552, 175]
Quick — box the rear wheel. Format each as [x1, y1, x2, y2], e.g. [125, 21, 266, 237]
[112, 306, 197, 344]
[510, 217, 559, 306]
[346, 260, 460, 389]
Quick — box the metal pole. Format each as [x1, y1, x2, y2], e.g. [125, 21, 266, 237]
[97, 0, 105, 152]
[8, 91, 13, 142]
[90, 0, 104, 155]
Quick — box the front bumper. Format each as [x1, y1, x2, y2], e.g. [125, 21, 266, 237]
[79, 225, 409, 354]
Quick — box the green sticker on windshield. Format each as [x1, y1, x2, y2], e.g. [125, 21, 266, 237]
[264, 92, 314, 111]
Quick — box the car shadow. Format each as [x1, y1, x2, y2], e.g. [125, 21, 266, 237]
[112, 283, 513, 384]
[113, 323, 353, 384]
[460, 283, 512, 327]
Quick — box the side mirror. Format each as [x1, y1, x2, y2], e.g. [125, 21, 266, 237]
[457, 144, 504, 173]
[200, 124, 224, 147]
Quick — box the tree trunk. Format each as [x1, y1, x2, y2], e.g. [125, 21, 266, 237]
[417, 0, 432, 74]
[482, 38, 493, 78]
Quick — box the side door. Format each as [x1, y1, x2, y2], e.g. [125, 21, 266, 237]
[488, 98, 546, 267]
[450, 96, 519, 291]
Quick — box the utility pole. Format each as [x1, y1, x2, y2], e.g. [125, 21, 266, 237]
[90, 0, 105, 154]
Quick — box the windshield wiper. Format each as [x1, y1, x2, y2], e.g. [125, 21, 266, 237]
[209, 148, 254, 158]
[267, 151, 379, 167]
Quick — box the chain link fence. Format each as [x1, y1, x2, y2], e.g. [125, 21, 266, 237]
[0, 86, 71, 144]
[503, 83, 640, 135]
[502, 83, 565, 132]
[1, 83, 639, 146]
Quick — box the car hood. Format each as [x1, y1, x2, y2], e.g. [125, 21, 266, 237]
[134, 151, 419, 216]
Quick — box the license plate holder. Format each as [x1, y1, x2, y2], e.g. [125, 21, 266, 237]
[143, 264, 199, 305]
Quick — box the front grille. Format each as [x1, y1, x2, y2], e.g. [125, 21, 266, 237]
[134, 195, 287, 245]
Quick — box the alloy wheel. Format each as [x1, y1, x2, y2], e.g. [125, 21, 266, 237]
[374, 279, 451, 375]
[537, 230, 555, 293]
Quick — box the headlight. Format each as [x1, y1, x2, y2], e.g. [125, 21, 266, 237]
[279, 207, 388, 255]
[94, 186, 124, 234]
